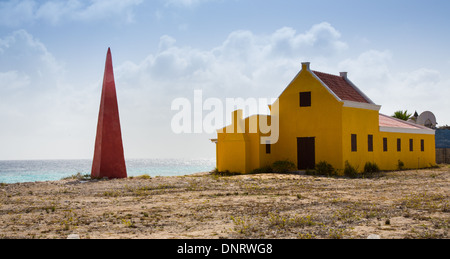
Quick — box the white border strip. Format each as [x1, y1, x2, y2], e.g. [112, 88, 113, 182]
[380, 126, 435, 135]
[343, 101, 381, 111]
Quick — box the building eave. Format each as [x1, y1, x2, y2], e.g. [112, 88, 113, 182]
[343, 101, 382, 111]
[379, 126, 435, 135]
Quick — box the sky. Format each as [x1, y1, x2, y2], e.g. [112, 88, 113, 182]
[0, 0, 449, 160]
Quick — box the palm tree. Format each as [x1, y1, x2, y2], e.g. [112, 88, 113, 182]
[392, 110, 412, 121]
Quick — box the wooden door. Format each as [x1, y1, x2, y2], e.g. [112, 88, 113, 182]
[297, 137, 315, 170]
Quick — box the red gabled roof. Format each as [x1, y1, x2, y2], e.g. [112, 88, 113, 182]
[313, 71, 370, 103]
[379, 114, 430, 130]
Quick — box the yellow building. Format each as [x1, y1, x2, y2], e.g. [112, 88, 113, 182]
[213, 62, 436, 174]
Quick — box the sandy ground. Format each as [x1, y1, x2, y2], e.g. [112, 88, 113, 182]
[0, 166, 448, 239]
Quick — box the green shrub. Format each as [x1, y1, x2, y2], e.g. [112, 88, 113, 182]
[133, 174, 151, 179]
[364, 162, 380, 174]
[344, 161, 359, 178]
[62, 172, 91, 181]
[315, 161, 336, 176]
[397, 160, 405, 170]
[211, 169, 241, 176]
[250, 166, 273, 174]
[272, 160, 296, 173]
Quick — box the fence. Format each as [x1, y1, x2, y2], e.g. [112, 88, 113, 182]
[436, 148, 450, 164]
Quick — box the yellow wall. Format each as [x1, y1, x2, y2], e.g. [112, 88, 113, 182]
[340, 106, 436, 171]
[217, 129, 248, 173]
[217, 112, 268, 174]
[217, 110, 244, 173]
[341, 106, 379, 170]
[373, 132, 436, 170]
[269, 63, 344, 170]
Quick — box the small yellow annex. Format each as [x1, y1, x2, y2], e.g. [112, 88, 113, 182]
[213, 62, 436, 174]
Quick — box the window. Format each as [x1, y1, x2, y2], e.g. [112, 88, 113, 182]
[368, 135, 373, 152]
[383, 138, 388, 152]
[409, 139, 414, 152]
[300, 92, 311, 107]
[421, 139, 425, 152]
[397, 138, 401, 152]
[266, 142, 271, 154]
[351, 134, 357, 152]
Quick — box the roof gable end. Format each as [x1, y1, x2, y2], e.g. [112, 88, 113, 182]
[274, 62, 381, 111]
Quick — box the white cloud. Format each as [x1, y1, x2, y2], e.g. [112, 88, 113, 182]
[0, 30, 63, 91]
[0, 30, 90, 159]
[112, 22, 352, 107]
[288, 22, 348, 55]
[0, 0, 143, 26]
[0, 0, 36, 27]
[123, 22, 348, 92]
[34, 0, 82, 25]
[398, 68, 441, 89]
[213, 22, 348, 63]
[339, 50, 393, 88]
[0, 30, 61, 87]
[74, 0, 143, 23]
[0, 71, 30, 90]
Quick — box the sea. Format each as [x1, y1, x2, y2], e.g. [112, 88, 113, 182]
[0, 158, 216, 184]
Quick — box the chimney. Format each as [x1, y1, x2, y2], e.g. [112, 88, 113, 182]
[233, 109, 243, 121]
[302, 62, 311, 71]
[232, 109, 244, 133]
[340, 72, 348, 79]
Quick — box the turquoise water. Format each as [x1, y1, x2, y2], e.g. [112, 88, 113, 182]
[0, 158, 216, 184]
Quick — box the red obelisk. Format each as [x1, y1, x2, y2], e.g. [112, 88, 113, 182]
[91, 48, 127, 179]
